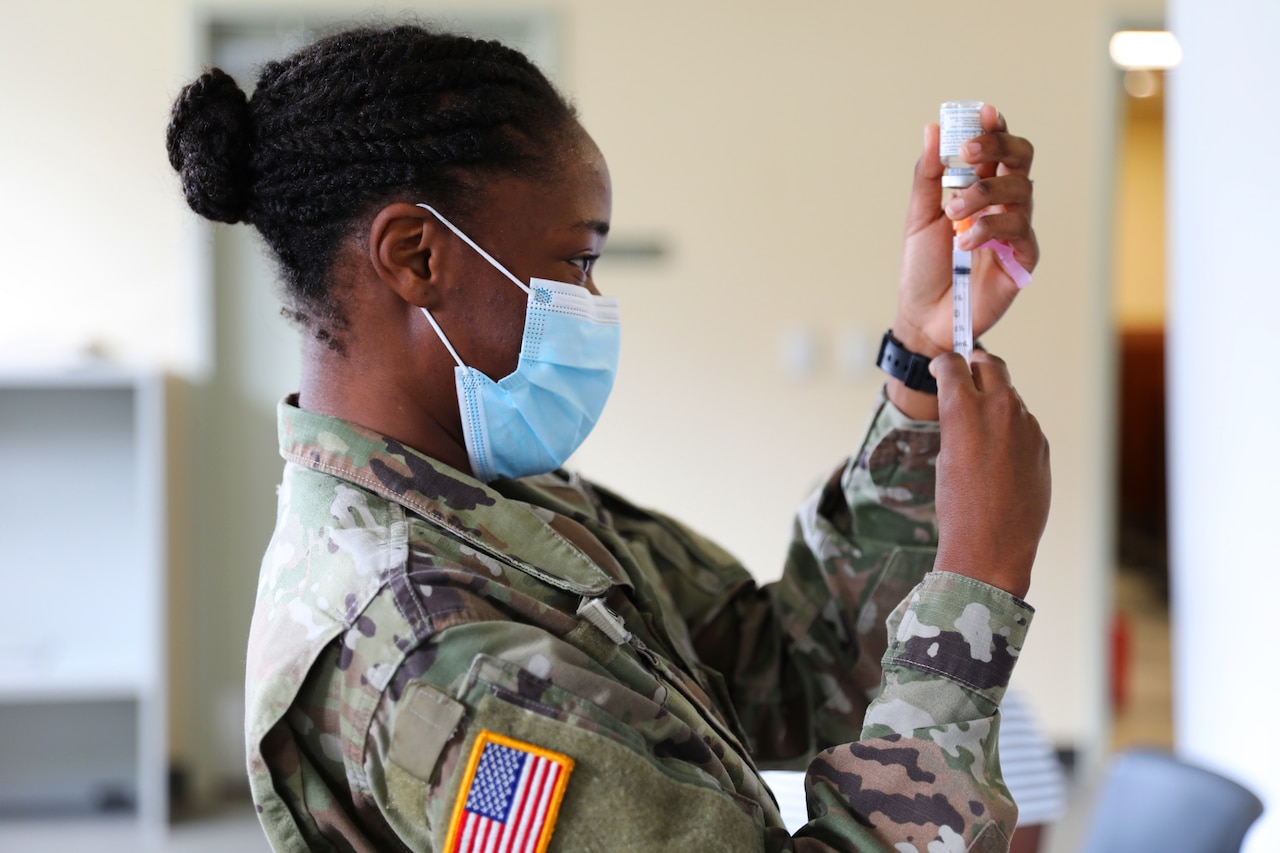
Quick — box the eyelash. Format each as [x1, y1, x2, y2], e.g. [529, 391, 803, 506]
[570, 255, 598, 275]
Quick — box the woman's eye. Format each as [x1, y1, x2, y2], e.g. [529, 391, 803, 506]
[569, 256, 597, 275]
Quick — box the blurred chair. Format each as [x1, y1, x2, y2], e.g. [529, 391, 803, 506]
[999, 688, 1067, 853]
[1080, 749, 1264, 853]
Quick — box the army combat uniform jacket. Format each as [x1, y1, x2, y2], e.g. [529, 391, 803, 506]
[246, 392, 1033, 852]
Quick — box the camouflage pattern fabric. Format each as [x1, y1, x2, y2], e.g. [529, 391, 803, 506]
[245, 391, 1033, 852]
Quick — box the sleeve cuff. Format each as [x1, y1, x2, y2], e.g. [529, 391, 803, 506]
[845, 389, 942, 514]
[882, 571, 1033, 706]
[878, 385, 941, 431]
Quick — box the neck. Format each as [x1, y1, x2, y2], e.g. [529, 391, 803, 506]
[297, 336, 473, 476]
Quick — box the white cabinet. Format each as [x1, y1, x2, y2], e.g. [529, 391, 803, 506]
[0, 366, 167, 829]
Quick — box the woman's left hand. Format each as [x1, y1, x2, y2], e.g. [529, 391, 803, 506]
[890, 103, 1039, 417]
[893, 104, 1038, 360]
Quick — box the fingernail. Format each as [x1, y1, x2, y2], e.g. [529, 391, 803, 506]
[957, 230, 975, 249]
[946, 196, 965, 217]
[962, 141, 981, 160]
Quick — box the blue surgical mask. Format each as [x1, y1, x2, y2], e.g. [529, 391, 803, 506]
[415, 203, 621, 483]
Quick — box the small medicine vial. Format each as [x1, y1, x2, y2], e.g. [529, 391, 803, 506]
[939, 101, 984, 188]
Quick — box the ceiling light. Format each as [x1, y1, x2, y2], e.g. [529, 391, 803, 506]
[1110, 30, 1183, 70]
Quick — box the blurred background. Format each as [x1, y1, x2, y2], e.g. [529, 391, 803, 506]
[1, 0, 1275, 851]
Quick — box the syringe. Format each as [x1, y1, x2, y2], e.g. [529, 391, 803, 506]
[952, 221, 974, 364]
[939, 101, 984, 364]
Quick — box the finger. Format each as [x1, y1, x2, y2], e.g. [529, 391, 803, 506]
[959, 210, 1033, 246]
[970, 251, 1025, 306]
[980, 103, 1007, 134]
[961, 219, 1040, 274]
[966, 250, 1038, 304]
[919, 122, 944, 180]
[957, 212, 1040, 269]
[930, 351, 976, 398]
[905, 123, 945, 231]
[967, 350, 1014, 393]
[962, 132, 1034, 178]
[945, 175, 1034, 224]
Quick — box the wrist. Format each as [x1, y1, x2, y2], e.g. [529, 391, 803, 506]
[887, 379, 940, 421]
[934, 550, 1034, 601]
[879, 327, 941, 420]
[891, 319, 947, 360]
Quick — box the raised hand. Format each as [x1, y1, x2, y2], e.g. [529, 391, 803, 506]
[888, 104, 1038, 420]
[930, 351, 1050, 599]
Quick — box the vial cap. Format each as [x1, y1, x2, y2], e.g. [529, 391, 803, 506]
[942, 168, 978, 189]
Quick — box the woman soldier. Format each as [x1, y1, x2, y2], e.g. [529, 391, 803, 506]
[167, 23, 1048, 853]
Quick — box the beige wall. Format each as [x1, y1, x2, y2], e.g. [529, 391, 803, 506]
[0, 0, 188, 365]
[571, 2, 1132, 754]
[0, 0, 1165, 776]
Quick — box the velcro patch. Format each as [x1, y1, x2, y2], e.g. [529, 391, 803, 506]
[389, 682, 466, 781]
[444, 730, 573, 853]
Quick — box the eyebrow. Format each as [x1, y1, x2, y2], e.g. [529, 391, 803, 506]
[576, 219, 611, 237]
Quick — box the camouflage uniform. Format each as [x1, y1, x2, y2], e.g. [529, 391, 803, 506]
[246, 391, 1033, 852]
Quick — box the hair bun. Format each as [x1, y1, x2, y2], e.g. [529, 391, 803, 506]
[166, 67, 253, 223]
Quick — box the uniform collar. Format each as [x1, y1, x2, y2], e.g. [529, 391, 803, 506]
[277, 396, 612, 597]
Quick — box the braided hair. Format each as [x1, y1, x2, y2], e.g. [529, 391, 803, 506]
[166, 24, 577, 348]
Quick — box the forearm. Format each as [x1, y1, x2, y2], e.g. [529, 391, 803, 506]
[695, 391, 943, 757]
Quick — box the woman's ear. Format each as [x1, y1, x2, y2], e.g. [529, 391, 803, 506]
[368, 203, 454, 308]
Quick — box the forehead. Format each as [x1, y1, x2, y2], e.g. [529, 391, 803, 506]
[471, 135, 611, 239]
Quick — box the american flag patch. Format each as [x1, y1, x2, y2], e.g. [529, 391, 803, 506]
[443, 730, 574, 853]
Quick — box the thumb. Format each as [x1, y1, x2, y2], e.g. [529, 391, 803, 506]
[930, 351, 974, 400]
[905, 123, 944, 230]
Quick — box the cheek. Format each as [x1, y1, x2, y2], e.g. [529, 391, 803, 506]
[472, 287, 528, 379]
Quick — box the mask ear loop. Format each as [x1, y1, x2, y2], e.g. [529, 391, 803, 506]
[420, 307, 465, 368]
[415, 203, 531, 294]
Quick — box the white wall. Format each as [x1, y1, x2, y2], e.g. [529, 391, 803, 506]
[0, 0, 188, 367]
[1168, 1, 1280, 849]
[0, 0, 1166, 785]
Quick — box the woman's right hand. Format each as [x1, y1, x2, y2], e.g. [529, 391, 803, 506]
[930, 351, 1050, 599]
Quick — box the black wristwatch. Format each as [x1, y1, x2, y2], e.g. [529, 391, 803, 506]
[875, 330, 937, 395]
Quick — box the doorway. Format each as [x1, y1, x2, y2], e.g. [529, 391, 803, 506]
[1110, 66, 1173, 753]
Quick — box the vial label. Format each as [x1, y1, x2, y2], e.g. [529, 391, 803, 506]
[940, 102, 984, 159]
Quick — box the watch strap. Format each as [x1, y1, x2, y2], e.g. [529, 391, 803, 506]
[876, 330, 938, 395]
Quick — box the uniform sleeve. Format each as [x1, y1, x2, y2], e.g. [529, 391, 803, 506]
[621, 390, 1035, 849]
[662, 388, 953, 757]
[351, 391, 1034, 852]
[801, 571, 1032, 851]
